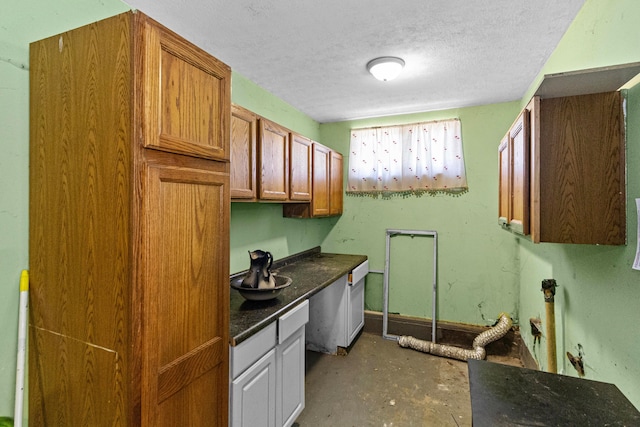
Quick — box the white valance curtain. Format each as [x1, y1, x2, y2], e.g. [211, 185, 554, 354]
[347, 119, 468, 197]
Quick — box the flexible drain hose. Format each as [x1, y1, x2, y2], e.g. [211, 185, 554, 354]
[397, 313, 513, 362]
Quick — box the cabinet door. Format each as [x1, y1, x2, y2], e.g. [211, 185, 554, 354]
[289, 134, 312, 201]
[329, 150, 343, 215]
[276, 328, 306, 427]
[231, 349, 277, 427]
[509, 111, 530, 235]
[231, 104, 258, 199]
[498, 136, 510, 227]
[142, 161, 230, 426]
[140, 15, 231, 161]
[347, 279, 365, 345]
[498, 111, 530, 235]
[538, 92, 625, 244]
[312, 143, 331, 216]
[259, 119, 289, 200]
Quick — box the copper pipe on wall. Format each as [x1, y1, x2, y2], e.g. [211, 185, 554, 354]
[542, 279, 558, 373]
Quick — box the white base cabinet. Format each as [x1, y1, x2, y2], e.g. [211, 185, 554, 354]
[306, 260, 369, 354]
[276, 326, 306, 427]
[231, 301, 309, 427]
[231, 348, 277, 427]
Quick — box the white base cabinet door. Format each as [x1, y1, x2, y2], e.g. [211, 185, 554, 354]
[231, 349, 277, 427]
[348, 260, 368, 344]
[348, 275, 365, 344]
[231, 301, 309, 427]
[276, 327, 306, 427]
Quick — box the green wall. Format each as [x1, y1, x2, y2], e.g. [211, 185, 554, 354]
[515, 0, 640, 408]
[319, 103, 522, 324]
[0, 33, 30, 425]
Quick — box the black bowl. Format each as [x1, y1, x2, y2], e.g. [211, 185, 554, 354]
[230, 274, 292, 301]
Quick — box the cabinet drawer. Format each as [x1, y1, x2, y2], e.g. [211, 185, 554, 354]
[349, 260, 369, 285]
[231, 322, 277, 379]
[278, 300, 309, 345]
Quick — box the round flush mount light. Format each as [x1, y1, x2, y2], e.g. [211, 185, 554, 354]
[366, 56, 405, 81]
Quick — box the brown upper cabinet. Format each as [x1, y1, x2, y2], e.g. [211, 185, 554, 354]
[289, 133, 313, 201]
[283, 142, 344, 218]
[230, 106, 337, 208]
[498, 107, 530, 236]
[329, 150, 344, 216]
[141, 15, 230, 161]
[311, 143, 331, 215]
[499, 62, 640, 245]
[230, 104, 258, 198]
[498, 63, 637, 245]
[258, 118, 290, 200]
[29, 11, 230, 426]
[532, 91, 625, 244]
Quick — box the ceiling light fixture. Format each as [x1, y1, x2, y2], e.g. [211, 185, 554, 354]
[367, 57, 405, 81]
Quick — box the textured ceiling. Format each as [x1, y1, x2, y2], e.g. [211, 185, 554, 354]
[124, 0, 586, 123]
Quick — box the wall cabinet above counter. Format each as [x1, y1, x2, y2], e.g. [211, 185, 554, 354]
[230, 103, 343, 217]
[498, 62, 640, 245]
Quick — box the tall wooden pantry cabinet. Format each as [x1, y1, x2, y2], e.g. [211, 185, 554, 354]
[29, 11, 231, 426]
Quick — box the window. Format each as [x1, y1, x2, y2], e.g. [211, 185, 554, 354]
[347, 119, 467, 197]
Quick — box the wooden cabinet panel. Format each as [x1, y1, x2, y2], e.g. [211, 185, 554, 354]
[141, 17, 230, 161]
[312, 143, 331, 216]
[230, 105, 338, 211]
[29, 12, 230, 426]
[509, 112, 529, 235]
[499, 91, 625, 245]
[503, 111, 530, 235]
[143, 163, 229, 426]
[289, 134, 312, 201]
[498, 137, 510, 227]
[28, 332, 124, 426]
[282, 142, 343, 218]
[329, 150, 343, 215]
[259, 119, 289, 200]
[498, 109, 530, 235]
[536, 92, 625, 244]
[231, 104, 257, 199]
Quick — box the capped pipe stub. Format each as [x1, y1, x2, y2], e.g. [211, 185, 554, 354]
[541, 279, 557, 302]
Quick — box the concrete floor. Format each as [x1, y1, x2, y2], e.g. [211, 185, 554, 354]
[295, 331, 522, 427]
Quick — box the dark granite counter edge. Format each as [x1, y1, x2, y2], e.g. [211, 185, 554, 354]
[230, 248, 367, 346]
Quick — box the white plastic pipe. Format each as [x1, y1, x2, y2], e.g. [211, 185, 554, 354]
[14, 270, 29, 427]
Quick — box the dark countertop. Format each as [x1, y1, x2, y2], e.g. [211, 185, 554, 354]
[230, 247, 367, 346]
[468, 359, 640, 426]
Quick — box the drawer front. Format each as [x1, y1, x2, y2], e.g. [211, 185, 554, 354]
[349, 260, 369, 284]
[231, 322, 277, 379]
[278, 300, 309, 345]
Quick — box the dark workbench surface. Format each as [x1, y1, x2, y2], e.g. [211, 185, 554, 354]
[229, 247, 367, 346]
[468, 359, 640, 426]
